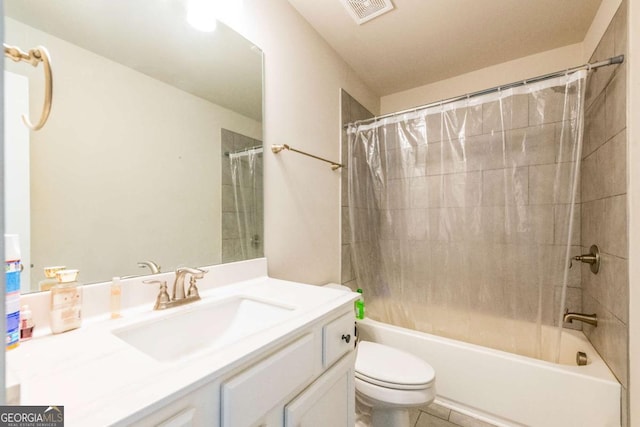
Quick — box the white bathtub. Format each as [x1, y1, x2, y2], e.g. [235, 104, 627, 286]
[356, 318, 620, 427]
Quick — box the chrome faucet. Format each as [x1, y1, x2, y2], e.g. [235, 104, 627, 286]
[138, 260, 161, 274]
[563, 309, 598, 327]
[144, 267, 207, 310]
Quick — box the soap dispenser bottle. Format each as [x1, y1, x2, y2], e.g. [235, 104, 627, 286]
[355, 288, 365, 320]
[50, 269, 82, 333]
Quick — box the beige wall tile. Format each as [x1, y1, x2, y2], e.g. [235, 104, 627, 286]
[603, 195, 628, 258]
[341, 244, 354, 282]
[583, 92, 607, 158]
[554, 204, 581, 246]
[581, 199, 603, 247]
[410, 175, 444, 208]
[426, 113, 443, 143]
[465, 133, 507, 171]
[482, 95, 529, 133]
[581, 151, 598, 202]
[529, 89, 572, 126]
[599, 129, 627, 198]
[406, 209, 429, 240]
[583, 294, 628, 387]
[342, 207, 351, 244]
[505, 124, 556, 166]
[529, 162, 578, 205]
[555, 120, 581, 163]
[583, 252, 629, 324]
[482, 167, 528, 206]
[504, 205, 554, 245]
[443, 172, 482, 207]
[605, 65, 626, 141]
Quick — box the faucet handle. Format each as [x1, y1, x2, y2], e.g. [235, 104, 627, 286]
[187, 276, 200, 298]
[186, 269, 207, 298]
[144, 279, 171, 310]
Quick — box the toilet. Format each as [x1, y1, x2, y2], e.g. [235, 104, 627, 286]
[355, 341, 436, 427]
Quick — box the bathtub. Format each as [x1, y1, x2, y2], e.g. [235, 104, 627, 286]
[356, 318, 620, 427]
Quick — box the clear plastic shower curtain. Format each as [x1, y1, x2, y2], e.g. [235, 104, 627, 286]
[230, 150, 263, 260]
[347, 71, 586, 361]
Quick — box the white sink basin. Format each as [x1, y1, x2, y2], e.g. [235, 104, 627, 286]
[113, 297, 294, 362]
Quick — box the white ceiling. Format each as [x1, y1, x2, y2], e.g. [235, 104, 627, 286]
[287, 0, 603, 97]
[5, 0, 263, 121]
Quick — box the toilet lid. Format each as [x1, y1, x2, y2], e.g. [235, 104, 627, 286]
[356, 341, 435, 389]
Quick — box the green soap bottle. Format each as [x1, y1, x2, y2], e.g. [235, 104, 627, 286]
[355, 288, 365, 320]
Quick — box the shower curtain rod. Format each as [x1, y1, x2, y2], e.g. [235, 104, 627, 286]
[348, 54, 624, 127]
[224, 145, 263, 157]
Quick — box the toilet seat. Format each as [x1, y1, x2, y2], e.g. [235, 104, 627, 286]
[355, 341, 435, 390]
[356, 372, 432, 390]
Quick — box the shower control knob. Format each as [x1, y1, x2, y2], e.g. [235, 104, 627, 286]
[341, 334, 351, 344]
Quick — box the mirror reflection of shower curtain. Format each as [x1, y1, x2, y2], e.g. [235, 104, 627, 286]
[347, 71, 586, 362]
[230, 150, 263, 260]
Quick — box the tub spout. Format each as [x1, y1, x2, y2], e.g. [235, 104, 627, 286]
[563, 309, 598, 327]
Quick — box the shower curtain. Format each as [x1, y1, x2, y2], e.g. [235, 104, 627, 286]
[230, 150, 263, 260]
[347, 71, 586, 361]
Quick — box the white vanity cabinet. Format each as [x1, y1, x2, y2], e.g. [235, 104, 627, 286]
[127, 306, 356, 427]
[284, 351, 355, 427]
[120, 381, 221, 426]
[219, 307, 356, 427]
[283, 311, 356, 427]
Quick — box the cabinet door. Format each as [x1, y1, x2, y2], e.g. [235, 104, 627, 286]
[221, 334, 315, 427]
[284, 352, 355, 427]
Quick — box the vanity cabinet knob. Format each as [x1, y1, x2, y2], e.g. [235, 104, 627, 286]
[341, 334, 351, 344]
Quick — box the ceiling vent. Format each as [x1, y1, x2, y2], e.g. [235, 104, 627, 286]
[340, 0, 394, 25]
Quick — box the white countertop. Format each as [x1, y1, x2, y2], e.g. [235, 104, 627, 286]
[7, 266, 357, 426]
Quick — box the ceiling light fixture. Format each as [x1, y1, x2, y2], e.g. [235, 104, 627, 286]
[187, 0, 217, 32]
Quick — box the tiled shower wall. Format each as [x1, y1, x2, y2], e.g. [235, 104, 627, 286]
[580, 1, 628, 424]
[342, 88, 584, 331]
[221, 129, 264, 263]
[341, 90, 374, 289]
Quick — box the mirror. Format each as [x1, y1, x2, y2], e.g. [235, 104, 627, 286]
[3, 0, 264, 293]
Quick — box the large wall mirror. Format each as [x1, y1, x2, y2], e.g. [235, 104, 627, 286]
[4, 1, 264, 293]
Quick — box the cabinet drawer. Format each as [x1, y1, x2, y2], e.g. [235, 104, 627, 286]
[323, 311, 354, 367]
[221, 334, 314, 427]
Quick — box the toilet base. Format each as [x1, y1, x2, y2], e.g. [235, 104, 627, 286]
[356, 395, 412, 427]
[371, 406, 410, 427]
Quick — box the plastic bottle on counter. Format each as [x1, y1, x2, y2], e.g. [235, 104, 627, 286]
[20, 305, 34, 340]
[355, 288, 365, 320]
[5, 234, 21, 349]
[38, 266, 67, 292]
[50, 269, 82, 334]
[110, 276, 122, 319]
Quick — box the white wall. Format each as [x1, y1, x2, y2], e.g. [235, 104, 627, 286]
[221, 0, 379, 284]
[5, 18, 262, 287]
[380, 43, 583, 114]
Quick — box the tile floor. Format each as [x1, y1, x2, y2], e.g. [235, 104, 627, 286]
[410, 402, 499, 427]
